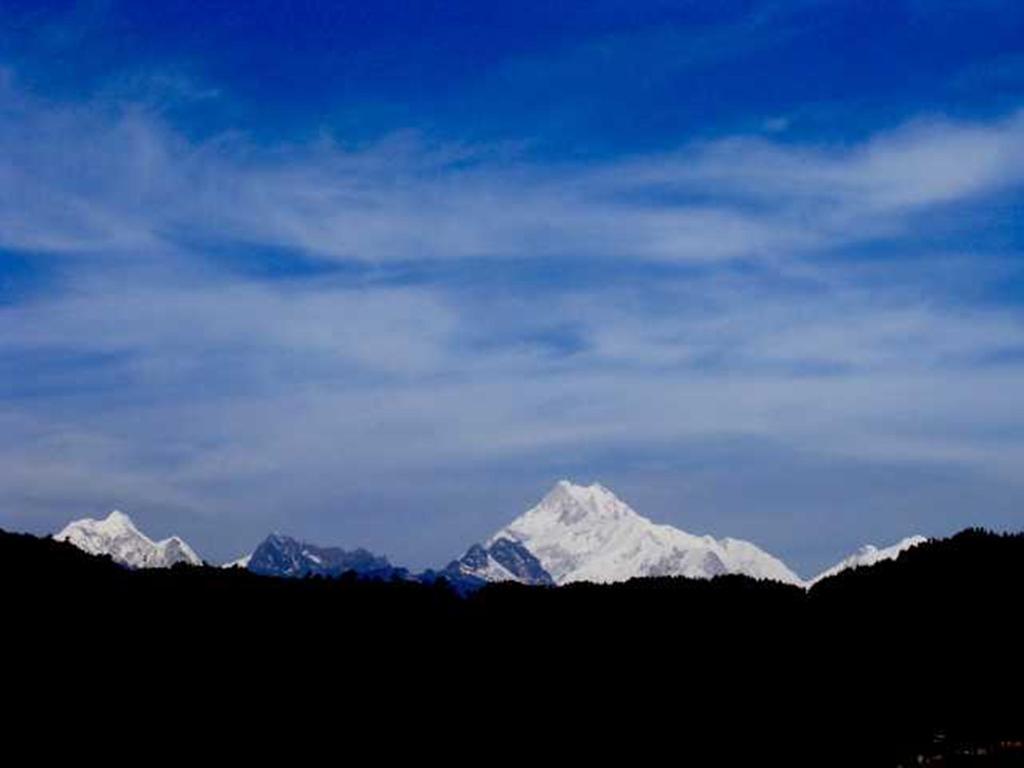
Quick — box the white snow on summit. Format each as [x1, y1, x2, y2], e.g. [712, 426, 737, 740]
[489, 480, 802, 585]
[54, 510, 203, 569]
[808, 535, 927, 586]
[222, 553, 252, 569]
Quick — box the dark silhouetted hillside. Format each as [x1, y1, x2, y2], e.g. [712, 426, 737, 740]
[2, 527, 1021, 765]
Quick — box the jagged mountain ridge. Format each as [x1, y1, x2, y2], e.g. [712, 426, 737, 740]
[245, 533, 402, 579]
[445, 537, 554, 585]
[54, 510, 202, 569]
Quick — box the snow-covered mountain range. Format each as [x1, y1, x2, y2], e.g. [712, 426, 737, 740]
[49, 485, 927, 588]
[451, 481, 927, 588]
[54, 510, 202, 568]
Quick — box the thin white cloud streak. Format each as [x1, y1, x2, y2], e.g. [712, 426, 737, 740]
[566, 285, 1024, 372]
[0, 279, 455, 377]
[3, 266, 1024, 473]
[620, 112, 1024, 210]
[3, 75, 1024, 263]
[4, 262, 1023, 382]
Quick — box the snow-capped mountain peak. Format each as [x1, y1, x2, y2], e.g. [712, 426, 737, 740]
[54, 510, 202, 569]
[222, 553, 252, 569]
[809, 535, 927, 586]
[487, 480, 802, 586]
[102, 509, 134, 528]
[530, 480, 632, 525]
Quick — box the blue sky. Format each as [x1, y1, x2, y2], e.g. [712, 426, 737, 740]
[2, 0, 1024, 576]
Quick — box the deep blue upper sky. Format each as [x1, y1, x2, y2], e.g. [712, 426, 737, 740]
[1, 0, 1023, 576]
[6, 1, 1024, 147]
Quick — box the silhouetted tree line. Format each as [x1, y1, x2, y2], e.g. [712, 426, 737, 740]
[2, 527, 1021, 765]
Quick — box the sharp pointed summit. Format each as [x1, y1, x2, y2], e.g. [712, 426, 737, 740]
[529, 480, 635, 527]
[460, 480, 802, 586]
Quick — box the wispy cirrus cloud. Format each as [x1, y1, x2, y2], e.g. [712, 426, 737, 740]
[3, 73, 1024, 265]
